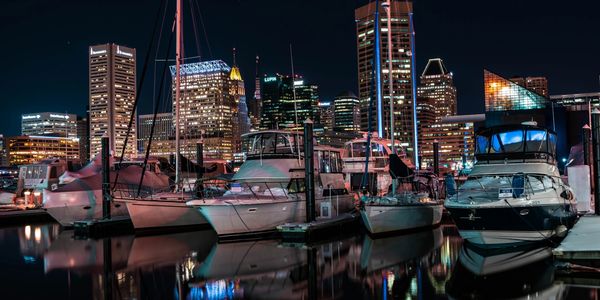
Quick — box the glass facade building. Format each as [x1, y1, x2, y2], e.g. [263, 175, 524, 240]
[333, 91, 360, 133]
[417, 58, 457, 122]
[484, 69, 547, 112]
[21, 112, 78, 138]
[7, 136, 80, 165]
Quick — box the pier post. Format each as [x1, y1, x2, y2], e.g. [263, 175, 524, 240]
[307, 247, 318, 300]
[101, 135, 111, 219]
[196, 141, 204, 198]
[433, 140, 439, 176]
[583, 124, 591, 166]
[591, 109, 600, 215]
[103, 238, 113, 300]
[304, 119, 316, 223]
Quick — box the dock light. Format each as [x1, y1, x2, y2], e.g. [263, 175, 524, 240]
[23, 190, 31, 205]
[562, 158, 567, 163]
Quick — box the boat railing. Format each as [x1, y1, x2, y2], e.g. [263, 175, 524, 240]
[200, 181, 294, 202]
[449, 174, 562, 202]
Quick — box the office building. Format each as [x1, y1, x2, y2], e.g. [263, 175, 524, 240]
[229, 52, 250, 154]
[21, 112, 77, 138]
[260, 74, 319, 130]
[89, 43, 137, 159]
[333, 91, 360, 133]
[7, 136, 79, 166]
[510, 76, 548, 97]
[137, 113, 174, 157]
[248, 56, 262, 130]
[0, 135, 7, 166]
[484, 69, 547, 112]
[417, 58, 457, 122]
[355, 0, 415, 149]
[170, 60, 236, 161]
[77, 116, 90, 163]
[318, 101, 334, 131]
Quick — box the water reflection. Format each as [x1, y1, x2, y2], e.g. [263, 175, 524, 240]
[1, 222, 598, 299]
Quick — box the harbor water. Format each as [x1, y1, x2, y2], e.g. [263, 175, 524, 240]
[0, 221, 598, 299]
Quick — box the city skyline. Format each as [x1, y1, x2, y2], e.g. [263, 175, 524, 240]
[2, 0, 600, 137]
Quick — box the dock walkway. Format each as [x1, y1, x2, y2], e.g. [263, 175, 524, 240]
[553, 215, 600, 261]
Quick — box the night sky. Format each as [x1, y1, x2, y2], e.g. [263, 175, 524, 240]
[1, 0, 600, 136]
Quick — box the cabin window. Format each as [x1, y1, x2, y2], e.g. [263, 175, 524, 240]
[476, 135, 489, 154]
[498, 130, 524, 152]
[287, 178, 306, 193]
[352, 143, 367, 158]
[526, 130, 547, 152]
[49, 167, 57, 179]
[490, 135, 503, 153]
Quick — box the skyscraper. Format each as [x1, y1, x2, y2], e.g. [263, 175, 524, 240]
[248, 56, 262, 130]
[170, 60, 236, 161]
[137, 112, 174, 158]
[21, 112, 77, 138]
[333, 91, 360, 133]
[510, 76, 549, 97]
[77, 116, 89, 163]
[355, 0, 414, 148]
[229, 49, 250, 154]
[417, 58, 457, 122]
[89, 43, 137, 159]
[260, 74, 319, 130]
[317, 101, 334, 131]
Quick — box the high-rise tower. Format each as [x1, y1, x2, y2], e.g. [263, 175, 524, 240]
[230, 48, 250, 153]
[89, 43, 137, 158]
[417, 58, 457, 123]
[355, 1, 414, 148]
[248, 56, 262, 130]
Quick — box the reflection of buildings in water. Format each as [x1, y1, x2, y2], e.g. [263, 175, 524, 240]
[446, 244, 566, 299]
[18, 223, 60, 263]
[425, 224, 463, 295]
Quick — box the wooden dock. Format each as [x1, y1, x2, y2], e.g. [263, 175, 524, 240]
[0, 208, 52, 226]
[553, 215, 600, 263]
[277, 212, 360, 242]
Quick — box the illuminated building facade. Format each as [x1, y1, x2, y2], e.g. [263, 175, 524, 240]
[0, 135, 7, 166]
[355, 0, 415, 149]
[248, 56, 262, 130]
[484, 69, 547, 112]
[333, 91, 360, 133]
[419, 120, 476, 171]
[260, 74, 319, 130]
[77, 116, 89, 163]
[229, 56, 250, 153]
[21, 112, 77, 138]
[417, 58, 457, 122]
[137, 113, 174, 157]
[510, 76, 548, 97]
[170, 60, 236, 161]
[317, 102, 334, 131]
[89, 43, 137, 159]
[551, 92, 600, 112]
[7, 136, 79, 166]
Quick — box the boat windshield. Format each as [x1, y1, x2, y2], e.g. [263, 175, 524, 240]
[458, 174, 556, 201]
[344, 141, 388, 158]
[316, 149, 343, 173]
[20, 165, 48, 180]
[476, 128, 556, 157]
[242, 132, 302, 159]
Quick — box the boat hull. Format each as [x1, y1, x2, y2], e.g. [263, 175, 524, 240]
[123, 200, 208, 231]
[360, 203, 443, 234]
[445, 204, 577, 247]
[43, 189, 128, 227]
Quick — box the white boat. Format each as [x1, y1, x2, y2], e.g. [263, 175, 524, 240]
[344, 136, 443, 234]
[113, 160, 230, 231]
[187, 131, 356, 237]
[445, 124, 578, 247]
[42, 157, 170, 227]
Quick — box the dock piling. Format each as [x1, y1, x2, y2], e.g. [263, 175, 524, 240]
[591, 109, 600, 215]
[583, 124, 591, 166]
[304, 119, 315, 223]
[101, 135, 111, 219]
[196, 141, 204, 198]
[433, 140, 439, 176]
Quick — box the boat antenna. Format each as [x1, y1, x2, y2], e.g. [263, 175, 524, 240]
[290, 44, 301, 163]
[175, 0, 183, 187]
[407, 0, 419, 169]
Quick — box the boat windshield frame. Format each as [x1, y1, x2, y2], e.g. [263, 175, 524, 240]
[475, 125, 557, 163]
[242, 131, 303, 160]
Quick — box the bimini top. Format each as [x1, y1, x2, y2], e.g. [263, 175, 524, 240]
[475, 124, 557, 163]
[242, 130, 304, 160]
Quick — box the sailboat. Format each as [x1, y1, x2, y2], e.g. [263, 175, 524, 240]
[356, 0, 443, 235]
[112, 0, 213, 232]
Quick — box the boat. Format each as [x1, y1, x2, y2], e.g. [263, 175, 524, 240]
[344, 135, 444, 235]
[444, 123, 578, 247]
[42, 157, 170, 227]
[187, 130, 356, 238]
[112, 159, 230, 232]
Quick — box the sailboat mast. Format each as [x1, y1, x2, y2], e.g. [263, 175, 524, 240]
[408, 6, 419, 169]
[384, 1, 394, 153]
[374, 0, 383, 138]
[175, 0, 183, 185]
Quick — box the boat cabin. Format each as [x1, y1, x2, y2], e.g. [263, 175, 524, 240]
[475, 124, 557, 163]
[18, 158, 67, 191]
[242, 130, 304, 160]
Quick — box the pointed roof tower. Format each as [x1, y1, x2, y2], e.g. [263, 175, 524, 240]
[229, 47, 243, 81]
[421, 58, 450, 77]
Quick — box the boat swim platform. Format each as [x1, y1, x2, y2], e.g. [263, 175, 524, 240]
[73, 215, 133, 238]
[277, 212, 361, 242]
[553, 215, 600, 262]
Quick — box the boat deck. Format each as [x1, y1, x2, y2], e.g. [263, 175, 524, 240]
[553, 215, 600, 261]
[277, 212, 360, 242]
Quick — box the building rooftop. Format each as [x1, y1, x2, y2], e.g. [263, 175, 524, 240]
[169, 60, 231, 77]
[421, 58, 449, 77]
